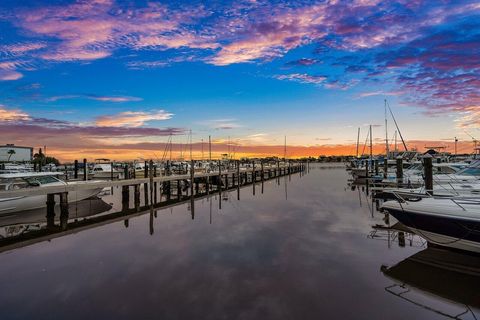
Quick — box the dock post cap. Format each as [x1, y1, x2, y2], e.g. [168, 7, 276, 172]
[395, 156, 403, 160]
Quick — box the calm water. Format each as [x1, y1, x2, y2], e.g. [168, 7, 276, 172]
[1, 164, 479, 319]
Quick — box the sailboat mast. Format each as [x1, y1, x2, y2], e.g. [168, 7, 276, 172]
[384, 99, 389, 159]
[386, 100, 408, 151]
[209, 135, 212, 161]
[189, 129, 192, 161]
[356, 127, 360, 158]
[369, 124, 373, 161]
[284, 136, 287, 160]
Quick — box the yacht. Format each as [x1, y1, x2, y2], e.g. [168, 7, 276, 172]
[381, 196, 480, 253]
[0, 172, 104, 214]
[92, 161, 123, 179]
[379, 182, 480, 198]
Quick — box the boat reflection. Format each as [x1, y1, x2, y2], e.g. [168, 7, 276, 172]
[381, 246, 480, 319]
[0, 197, 112, 238]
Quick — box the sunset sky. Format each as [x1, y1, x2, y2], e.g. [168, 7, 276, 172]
[0, 0, 479, 161]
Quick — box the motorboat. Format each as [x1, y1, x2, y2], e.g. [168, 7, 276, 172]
[0, 197, 112, 238]
[0, 172, 104, 214]
[0, 163, 34, 174]
[377, 162, 470, 186]
[377, 182, 480, 198]
[92, 162, 123, 179]
[381, 196, 480, 253]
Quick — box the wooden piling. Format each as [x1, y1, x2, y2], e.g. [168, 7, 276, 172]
[218, 160, 222, 197]
[121, 185, 129, 211]
[237, 160, 240, 200]
[218, 160, 222, 210]
[423, 155, 433, 195]
[46, 194, 55, 228]
[383, 158, 388, 179]
[153, 164, 158, 203]
[149, 160, 154, 205]
[396, 157, 403, 186]
[177, 180, 182, 200]
[134, 184, 140, 211]
[59, 192, 69, 216]
[83, 158, 87, 181]
[252, 161, 256, 195]
[74, 160, 78, 179]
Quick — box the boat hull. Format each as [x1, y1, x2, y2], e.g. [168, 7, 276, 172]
[0, 188, 103, 215]
[386, 207, 480, 253]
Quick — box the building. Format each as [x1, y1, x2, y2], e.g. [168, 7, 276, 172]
[0, 144, 34, 162]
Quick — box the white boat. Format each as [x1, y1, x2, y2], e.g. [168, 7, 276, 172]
[92, 163, 123, 179]
[381, 197, 480, 253]
[0, 163, 34, 174]
[379, 162, 470, 185]
[379, 182, 480, 198]
[0, 172, 103, 214]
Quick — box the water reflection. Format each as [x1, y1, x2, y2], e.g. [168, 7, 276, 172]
[1, 164, 479, 320]
[381, 247, 480, 319]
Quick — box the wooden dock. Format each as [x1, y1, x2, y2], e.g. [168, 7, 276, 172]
[0, 161, 306, 253]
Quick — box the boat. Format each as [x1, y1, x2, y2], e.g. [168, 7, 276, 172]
[92, 160, 123, 179]
[381, 196, 480, 253]
[0, 162, 34, 174]
[0, 172, 104, 214]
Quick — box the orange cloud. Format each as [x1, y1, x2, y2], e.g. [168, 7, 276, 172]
[0, 105, 30, 121]
[95, 110, 174, 127]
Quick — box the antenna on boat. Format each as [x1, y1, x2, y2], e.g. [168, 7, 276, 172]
[385, 100, 408, 151]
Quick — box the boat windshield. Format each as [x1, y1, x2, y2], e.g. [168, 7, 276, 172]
[1, 178, 31, 190]
[24, 175, 61, 185]
[457, 167, 480, 176]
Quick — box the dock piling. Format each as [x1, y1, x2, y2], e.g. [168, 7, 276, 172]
[83, 158, 87, 181]
[423, 155, 433, 195]
[74, 160, 78, 179]
[396, 157, 403, 186]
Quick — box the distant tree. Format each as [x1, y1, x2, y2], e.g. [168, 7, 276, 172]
[45, 156, 60, 166]
[33, 148, 45, 166]
[7, 149, 15, 161]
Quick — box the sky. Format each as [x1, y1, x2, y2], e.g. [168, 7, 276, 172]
[0, 0, 479, 161]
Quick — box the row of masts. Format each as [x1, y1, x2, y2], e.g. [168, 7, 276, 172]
[159, 134, 289, 162]
[355, 100, 405, 160]
[356, 100, 479, 159]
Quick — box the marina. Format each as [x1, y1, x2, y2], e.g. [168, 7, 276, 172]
[1, 0, 479, 318]
[1, 164, 480, 319]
